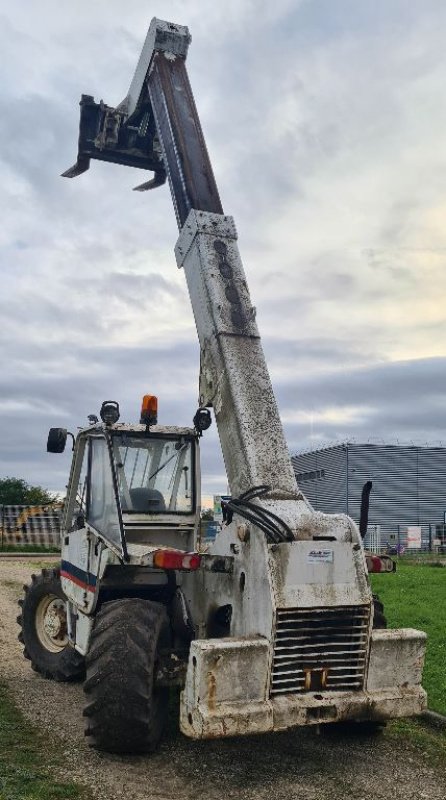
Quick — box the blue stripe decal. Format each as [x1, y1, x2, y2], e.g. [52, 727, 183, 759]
[60, 560, 97, 588]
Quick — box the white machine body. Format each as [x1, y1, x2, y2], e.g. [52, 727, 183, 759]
[58, 16, 426, 741]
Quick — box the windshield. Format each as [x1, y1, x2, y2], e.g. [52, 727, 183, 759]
[112, 433, 194, 514]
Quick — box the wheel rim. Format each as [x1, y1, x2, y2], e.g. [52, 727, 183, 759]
[35, 594, 68, 653]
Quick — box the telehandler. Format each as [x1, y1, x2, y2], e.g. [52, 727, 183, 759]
[18, 18, 426, 754]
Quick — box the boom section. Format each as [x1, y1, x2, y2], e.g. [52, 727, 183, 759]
[146, 22, 300, 497]
[64, 18, 301, 500]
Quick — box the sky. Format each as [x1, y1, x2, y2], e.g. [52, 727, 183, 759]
[1, 0, 446, 506]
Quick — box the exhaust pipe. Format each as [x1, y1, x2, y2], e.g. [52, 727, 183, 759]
[359, 480, 373, 539]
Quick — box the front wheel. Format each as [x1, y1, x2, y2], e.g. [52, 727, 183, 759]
[17, 568, 85, 681]
[83, 598, 170, 754]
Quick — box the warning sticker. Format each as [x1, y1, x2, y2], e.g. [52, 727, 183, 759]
[307, 549, 334, 565]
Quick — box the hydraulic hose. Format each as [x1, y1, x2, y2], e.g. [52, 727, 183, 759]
[221, 485, 295, 544]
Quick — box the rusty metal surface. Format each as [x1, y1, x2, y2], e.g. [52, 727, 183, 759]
[148, 53, 223, 228]
[180, 683, 427, 740]
[181, 632, 427, 739]
[367, 628, 427, 691]
[183, 637, 270, 709]
[180, 578, 427, 740]
[270, 605, 371, 695]
[62, 94, 163, 182]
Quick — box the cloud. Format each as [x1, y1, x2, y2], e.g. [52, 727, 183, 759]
[0, 1, 445, 502]
[277, 356, 446, 455]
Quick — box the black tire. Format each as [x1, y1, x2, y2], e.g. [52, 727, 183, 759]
[17, 568, 85, 682]
[83, 598, 169, 754]
[372, 593, 387, 629]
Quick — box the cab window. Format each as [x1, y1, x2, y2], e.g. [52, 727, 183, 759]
[87, 437, 121, 548]
[113, 434, 194, 514]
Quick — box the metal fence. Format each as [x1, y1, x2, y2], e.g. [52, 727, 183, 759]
[364, 523, 446, 555]
[0, 504, 62, 549]
[2, 504, 442, 557]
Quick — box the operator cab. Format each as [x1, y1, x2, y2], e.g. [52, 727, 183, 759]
[48, 397, 202, 558]
[111, 424, 199, 550]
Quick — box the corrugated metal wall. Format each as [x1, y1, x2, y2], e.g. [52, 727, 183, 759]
[292, 444, 446, 547]
[292, 446, 347, 514]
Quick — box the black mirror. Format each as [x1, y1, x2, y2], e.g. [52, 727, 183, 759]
[47, 428, 68, 453]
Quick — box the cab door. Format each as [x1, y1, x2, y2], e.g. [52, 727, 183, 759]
[61, 434, 125, 614]
[86, 435, 125, 559]
[61, 436, 97, 612]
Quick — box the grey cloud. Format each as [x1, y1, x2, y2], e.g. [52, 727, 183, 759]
[263, 334, 382, 373]
[0, 95, 71, 194]
[277, 357, 446, 454]
[279, 357, 446, 408]
[94, 271, 186, 306]
[1, 1, 446, 501]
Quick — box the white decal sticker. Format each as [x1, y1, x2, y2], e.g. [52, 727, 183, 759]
[307, 549, 334, 564]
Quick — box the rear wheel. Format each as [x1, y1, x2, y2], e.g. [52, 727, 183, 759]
[372, 593, 387, 629]
[83, 598, 169, 753]
[17, 568, 85, 681]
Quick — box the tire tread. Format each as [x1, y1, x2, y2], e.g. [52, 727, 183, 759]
[83, 598, 169, 754]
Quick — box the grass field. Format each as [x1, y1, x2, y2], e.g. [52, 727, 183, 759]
[371, 564, 446, 715]
[0, 683, 90, 800]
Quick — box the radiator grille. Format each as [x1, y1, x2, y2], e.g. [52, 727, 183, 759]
[270, 606, 370, 695]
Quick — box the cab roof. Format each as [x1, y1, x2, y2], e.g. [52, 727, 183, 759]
[80, 423, 196, 437]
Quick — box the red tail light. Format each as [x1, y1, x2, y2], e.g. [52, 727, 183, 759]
[368, 555, 383, 573]
[152, 549, 201, 571]
[365, 554, 396, 573]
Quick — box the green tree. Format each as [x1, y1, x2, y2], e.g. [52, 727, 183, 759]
[201, 507, 214, 521]
[0, 477, 57, 506]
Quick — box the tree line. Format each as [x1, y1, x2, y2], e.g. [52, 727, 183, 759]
[0, 478, 57, 506]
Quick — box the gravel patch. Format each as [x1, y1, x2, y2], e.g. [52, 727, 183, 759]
[1, 560, 445, 800]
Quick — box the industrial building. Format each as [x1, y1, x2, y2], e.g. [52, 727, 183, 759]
[291, 443, 446, 551]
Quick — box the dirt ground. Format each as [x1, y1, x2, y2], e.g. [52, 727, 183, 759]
[1, 559, 444, 800]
